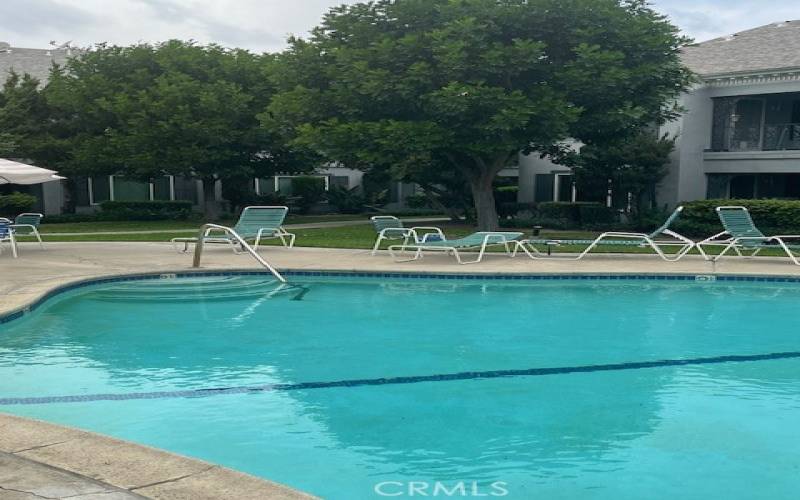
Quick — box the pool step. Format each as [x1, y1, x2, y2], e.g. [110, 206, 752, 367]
[90, 277, 302, 302]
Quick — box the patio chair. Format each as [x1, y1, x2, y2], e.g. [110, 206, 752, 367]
[172, 206, 296, 253]
[10, 212, 44, 248]
[513, 206, 694, 261]
[370, 215, 445, 255]
[697, 206, 800, 265]
[0, 219, 18, 258]
[389, 231, 523, 264]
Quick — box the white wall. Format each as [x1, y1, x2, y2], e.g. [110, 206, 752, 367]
[517, 148, 574, 203]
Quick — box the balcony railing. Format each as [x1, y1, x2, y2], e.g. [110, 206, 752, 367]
[764, 123, 800, 151]
[711, 123, 800, 152]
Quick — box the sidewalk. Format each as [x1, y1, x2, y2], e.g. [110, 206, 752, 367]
[39, 217, 452, 237]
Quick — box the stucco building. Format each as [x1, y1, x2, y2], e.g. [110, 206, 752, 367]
[518, 20, 800, 207]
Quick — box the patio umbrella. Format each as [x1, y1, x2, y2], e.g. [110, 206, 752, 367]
[0, 158, 65, 185]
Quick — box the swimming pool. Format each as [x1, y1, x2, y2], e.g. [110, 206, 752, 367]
[2, 273, 800, 499]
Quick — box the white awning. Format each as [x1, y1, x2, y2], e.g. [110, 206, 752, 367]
[0, 158, 65, 185]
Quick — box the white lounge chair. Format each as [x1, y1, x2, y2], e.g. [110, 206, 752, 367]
[513, 206, 694, 261]
[0, 218, 18, 258]
[11, 212, 44, 249]
[697, 206, 800, 265]
[370, 215, 444, 255]
[389, 231, 523, 264]
[173, 206, 296, 253]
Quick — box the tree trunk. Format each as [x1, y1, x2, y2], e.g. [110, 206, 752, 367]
[421, 187, 462, 223]
[470, 173, 499, 231]
[201, 177, 220, 220]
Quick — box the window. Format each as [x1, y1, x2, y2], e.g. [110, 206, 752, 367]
[89, 176, 111, 204]
[534, 173, 576, 202]
[113, 177, 150, 201]
[152, 177, 172, 201]
[534, 174, 554, 202]
[555, 174, 575, 202]
[87, 175, 177, 205]
[270, 175, 330, 195]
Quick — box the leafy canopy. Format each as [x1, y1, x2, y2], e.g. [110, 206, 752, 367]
[36, 41, 314, 183]
[265, 0, 691, 229]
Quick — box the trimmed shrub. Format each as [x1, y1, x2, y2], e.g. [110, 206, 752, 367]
[675, 199, 800, 236]
[0, 191, 37, 217]
[404, 193, 430, 209]
[328, 185, 366, 214]
[100, 200, 193, 220]
[536, 202, 615, 227]
[291, 176, 326, 214]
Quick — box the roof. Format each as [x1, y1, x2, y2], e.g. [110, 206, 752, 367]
[0, 44, 74, 84]
[681, 21, 800, 77]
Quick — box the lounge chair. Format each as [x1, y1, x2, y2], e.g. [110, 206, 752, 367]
[0, 219, 18, 258]
[697, 206, 800, 265]
[370, 215, 445, 255]
[513, 206, 693, 261]
[172, 206, 296, 253]
[389, 231, 523, 264]
[11, 212, 44, 248]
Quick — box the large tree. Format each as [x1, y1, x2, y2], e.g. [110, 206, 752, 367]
[266, 0, 691, 229]
[38, 41, 312, 216]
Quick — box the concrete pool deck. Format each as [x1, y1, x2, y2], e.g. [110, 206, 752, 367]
[4, 241, 800, 318]
[3, 241, 800, 498]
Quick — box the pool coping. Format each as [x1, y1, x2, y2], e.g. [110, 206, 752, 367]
[5, 266, 800, 325]
[0, 412, 316, 499]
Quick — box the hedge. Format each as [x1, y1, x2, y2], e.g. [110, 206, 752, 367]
[674, 199, 800, 236]
[0, 192, 37, 217]
[100, 200, 194, 220]
[537, 202, 617, 228]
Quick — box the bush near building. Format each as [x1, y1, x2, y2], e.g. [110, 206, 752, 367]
[675, 199, 800, 236]
[0, 191, 37, 217]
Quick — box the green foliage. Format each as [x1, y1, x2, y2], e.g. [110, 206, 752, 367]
[291, 176, 326, 214]
[0, 192, 37, 216]
[266, 0, 691, 229]
[674, 199, 800, 236]
[0, 42, 318, 217]
[573, 132, 676, 216]
[100, 200, 193, 220]
[327, 185, 366, 214]
[535, 202, 617, 229]
[404, 194, 430, 209]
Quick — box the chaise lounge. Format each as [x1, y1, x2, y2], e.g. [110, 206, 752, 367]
[513, 206, 694, 261]
[388, 231, 524, 264]
[697, 206, 800, 265]
[172, 206, 296, 253]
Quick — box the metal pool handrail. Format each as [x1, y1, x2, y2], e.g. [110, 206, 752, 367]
[192, 223, 287, 283]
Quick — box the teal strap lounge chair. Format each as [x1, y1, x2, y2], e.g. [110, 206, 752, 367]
[0, 218, 18, 258]
[389, 231, 523, 264]
[370, 215, 444, 255]
[513, 206, 693, 261]
[697, 206, 800, 265]
[172, 206, 296, 253]
[10, 212, 44, 249]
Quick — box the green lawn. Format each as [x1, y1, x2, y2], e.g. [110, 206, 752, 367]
[37, 213, 407, 234]
[22, 222, 690, 254]
[25, 218, 790, 257]
[26, 222, 791, 258]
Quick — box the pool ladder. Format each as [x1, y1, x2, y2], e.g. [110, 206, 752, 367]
[191, 223, 287, 283]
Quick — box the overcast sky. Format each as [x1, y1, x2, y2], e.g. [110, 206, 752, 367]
[1, 0, 797, 52]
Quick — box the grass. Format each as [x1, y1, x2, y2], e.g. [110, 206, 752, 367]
[36, 213, 427, 234]
[24, 222, 795, 258]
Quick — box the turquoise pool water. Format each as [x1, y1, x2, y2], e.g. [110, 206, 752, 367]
[1, 275, 800, 499]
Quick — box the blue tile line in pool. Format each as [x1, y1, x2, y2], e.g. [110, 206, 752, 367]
[3, 270, 800, 325]
[1, 350, 799, 406]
